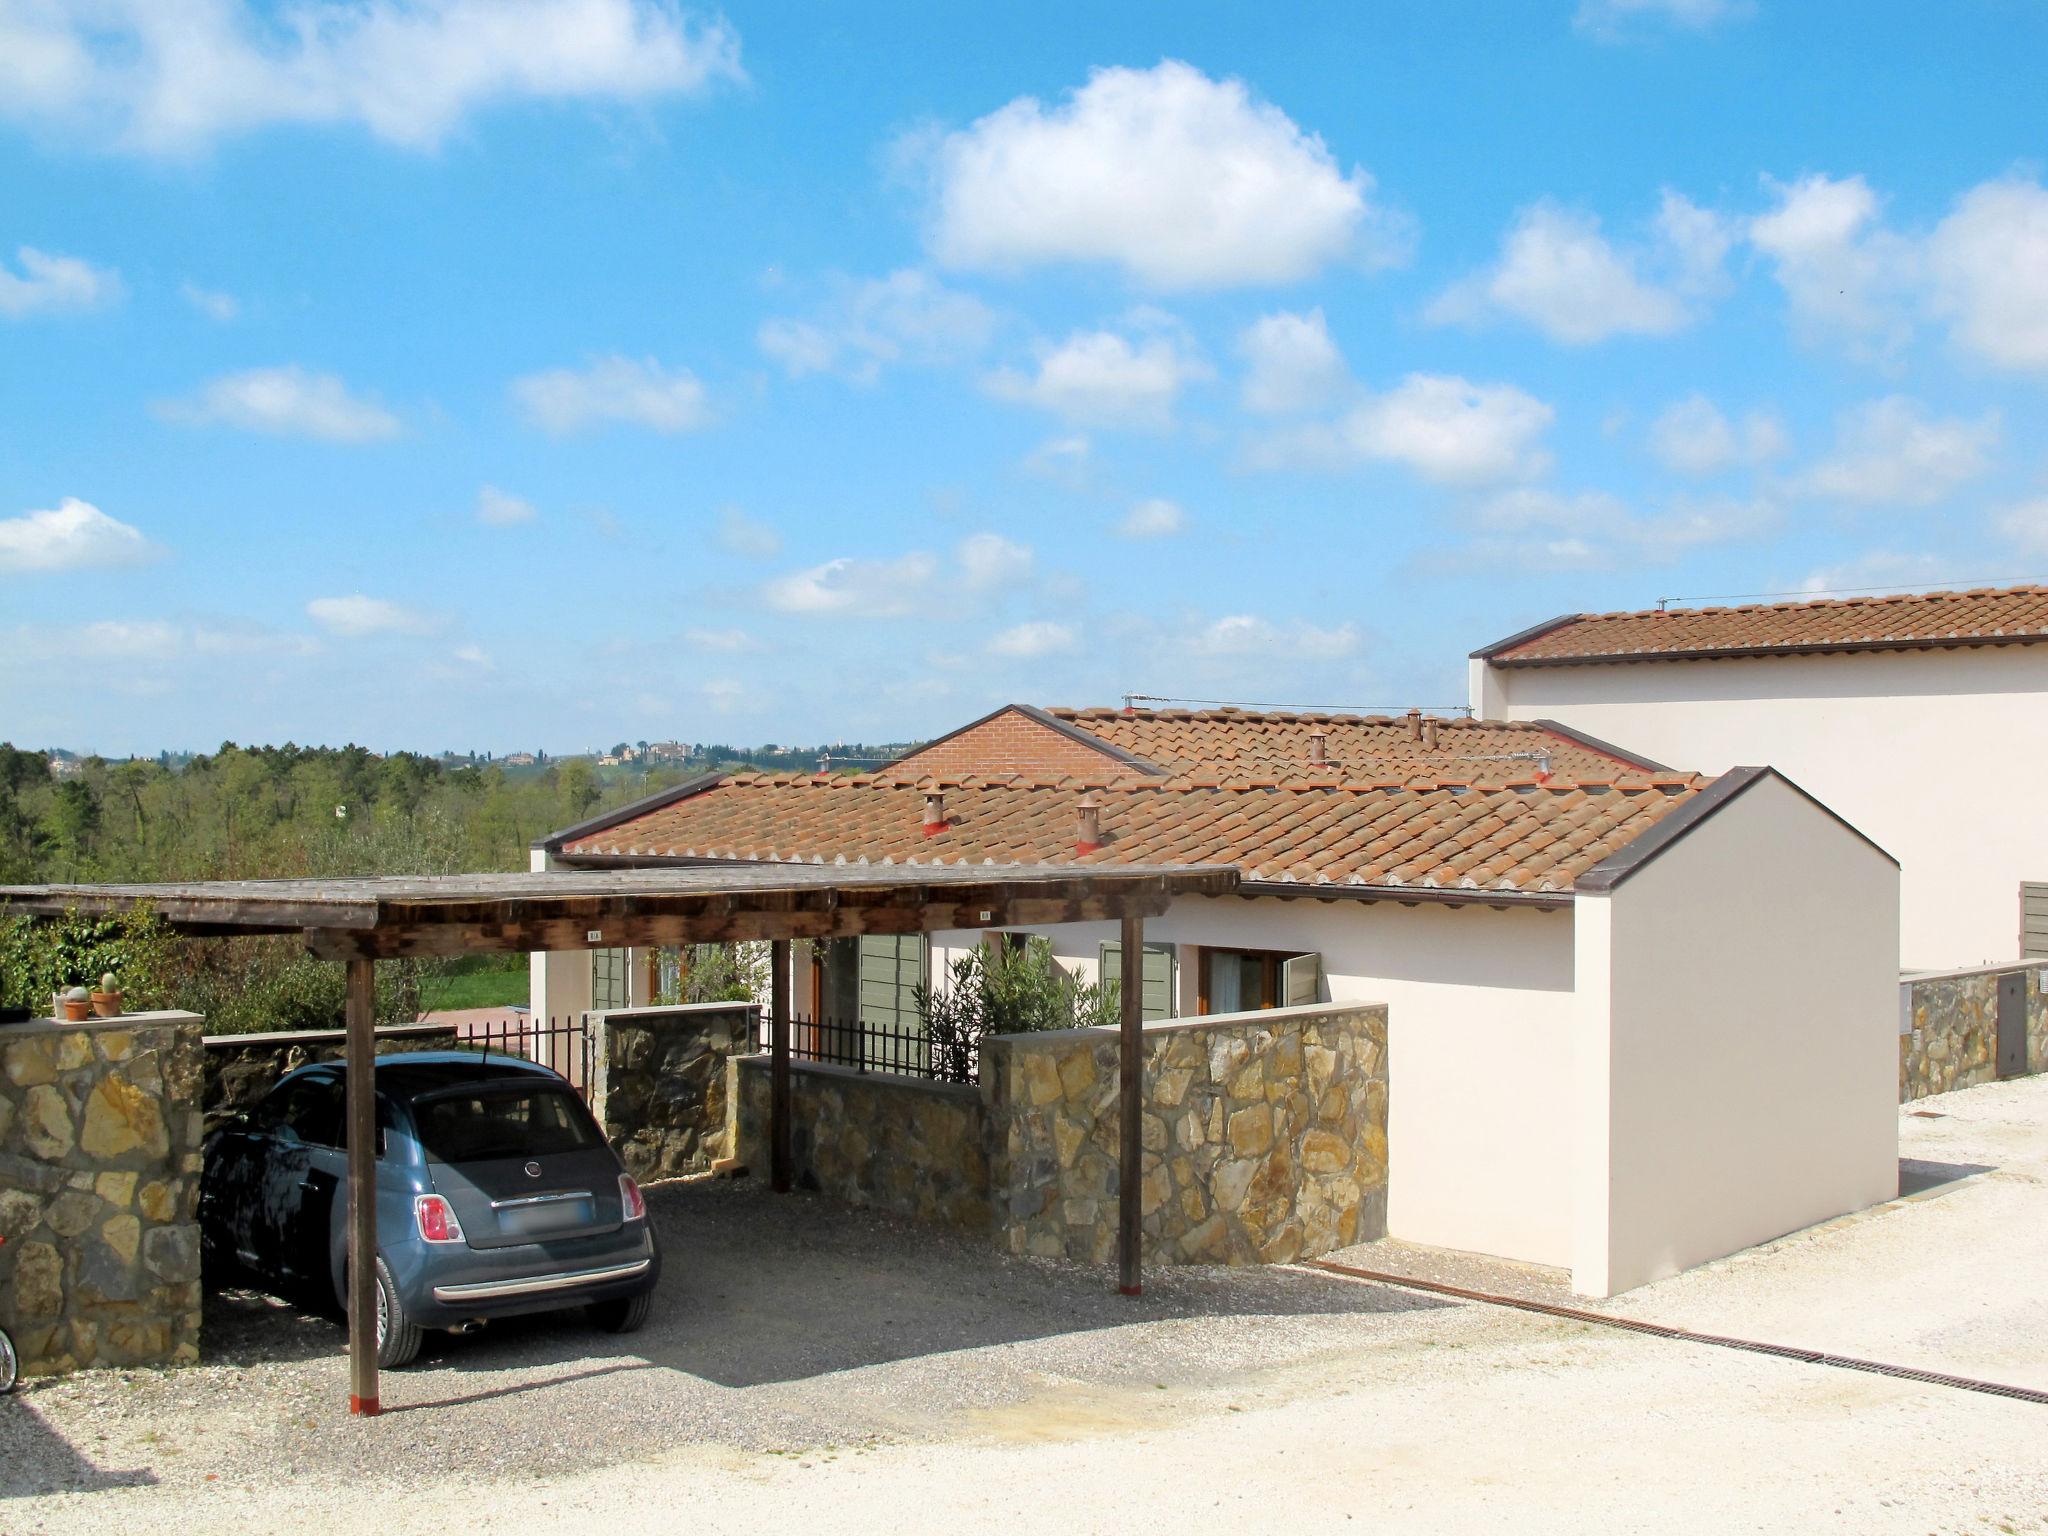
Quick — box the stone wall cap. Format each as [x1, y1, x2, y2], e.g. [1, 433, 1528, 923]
[5, 1009, 204, 1037]
[201, 1021, 447, 1049]
[1901, 959, 2048, 985]
[985, 999, 1388, 1053]
[729, 1053, 983, 1100]
[590, 1001, 763, 1022]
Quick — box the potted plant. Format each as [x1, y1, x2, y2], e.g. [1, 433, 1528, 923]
[90, 971, 123, 1018]
[59, 985, 91, 1022]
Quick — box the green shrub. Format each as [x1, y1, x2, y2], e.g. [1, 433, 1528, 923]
[914, 937, 1118, 1082]
[0, 904, 175, 1012]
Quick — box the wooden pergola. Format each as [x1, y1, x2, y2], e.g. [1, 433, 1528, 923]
[0, 862, 1236, 1415]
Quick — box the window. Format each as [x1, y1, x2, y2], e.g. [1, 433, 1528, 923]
[1196, 948, 1321, 1015]
[413, 1086, 600, 1165]
[1099, 940, 1176, 1021]
[815, 934, 926, 1029]
[259, 1075, 344, 1148]
[590, 946, 631, 1010]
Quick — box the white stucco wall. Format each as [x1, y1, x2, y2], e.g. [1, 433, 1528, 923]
[939, 892, 1580, 1268]
[1476, 643, 2048, 968]
[1570, 773, 1900, 1298]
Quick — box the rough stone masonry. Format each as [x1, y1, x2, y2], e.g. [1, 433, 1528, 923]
[0, 1011, 206, 1378]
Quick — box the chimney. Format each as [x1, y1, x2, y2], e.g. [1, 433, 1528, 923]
[1308, 728, 1328, 766]
[1075, 792, 1104, 854]
[1421, 716, 1440, 750]
[1406, 707, 1422, 741]
[922, 789, 947, 836]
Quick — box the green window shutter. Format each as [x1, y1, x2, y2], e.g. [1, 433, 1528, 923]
[856, 934, 926, 1030]
[1099, 941, 1175, 1021]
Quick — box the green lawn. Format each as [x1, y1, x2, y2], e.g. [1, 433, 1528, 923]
[420, 968, 530, 1012]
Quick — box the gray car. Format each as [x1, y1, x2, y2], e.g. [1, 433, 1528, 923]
[201, 1052, 660, 1367]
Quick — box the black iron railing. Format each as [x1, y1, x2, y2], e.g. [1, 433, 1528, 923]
[757, 1012, 957, 1082]
[460, 1013, 597, 1101]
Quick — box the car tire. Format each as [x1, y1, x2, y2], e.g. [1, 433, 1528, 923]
[345, 1256, 425, 1369]
[587, 1290, 653, 1334]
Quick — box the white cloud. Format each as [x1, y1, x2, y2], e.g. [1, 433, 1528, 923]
[451, 644, 493, 669]
[1801, 397, 1999, 506]
[1926, 177, 2048, 373]
[1427, 194, 1730, 344]
[1186, 614, 1360, 661]
[1120, 497, 1186, 538]
[761, 553, 938, 618]
[758, 268, 995, 383]
[476, 485, 537, 526]
[1452, 486, 1776, 570]
[684, 626, 756, 652]
[988, 620, 1077, 659]
[984, 327, 1209, 429]
[1019, 433, 1092, 484]
[1238, 308, 1348, 414]
[0, 245, 123, 317]
[0, 0, 744, 156]
[1575, 0, 1751, 37]
[9, 617, 315, 664]
[1992, 499, 2048, 556]
[716, 505, 781, 559]
[957, 532, 1033, 589]
[0, 497, 161, 573]
[1647, 394, 1788, 476]
[1332, 374, 1555, 485]
[306, 594, 434, 636]
[1749, 173, 1920, 362]
[155, 365, 401, 441]
[179, 282, 237, 322]
[912, 60, 1405, 289]
[511, 354, 710, 435]
[1796, 551, 1954, 595]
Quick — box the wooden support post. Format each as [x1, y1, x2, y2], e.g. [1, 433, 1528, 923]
[1118, 909, 1144, 1296]
[770, 937, 792, 1194]
[344, 956, 379, 1416]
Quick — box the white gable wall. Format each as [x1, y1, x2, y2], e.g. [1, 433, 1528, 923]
[1476, 643, 2048, 968]
[1570, 773, 1900, 1297]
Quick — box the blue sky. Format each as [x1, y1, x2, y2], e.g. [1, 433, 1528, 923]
[3, 0, 2046, 755]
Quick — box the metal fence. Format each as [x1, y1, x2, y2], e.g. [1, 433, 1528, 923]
[457, 1013, 597, 1101]
[756, 1012, 958, 1082]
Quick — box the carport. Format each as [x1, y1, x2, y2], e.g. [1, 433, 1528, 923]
[0, 863, 1235, 1416]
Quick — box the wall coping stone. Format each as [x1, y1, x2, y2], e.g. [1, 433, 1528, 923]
[987, 999, 1388, 1054]
[4, 1009, 204, 1039]
[1901, 959, 2048, 985]
[730, 1052, 983, 1104]
[201, 1021, 449, 1050]
[590, 1001, 761, 1022]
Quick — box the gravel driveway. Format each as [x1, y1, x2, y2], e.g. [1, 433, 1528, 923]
[6, 1077, 2048, 1535]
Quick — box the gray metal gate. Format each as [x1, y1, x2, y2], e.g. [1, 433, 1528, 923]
[1997, 972, 2028, 1079]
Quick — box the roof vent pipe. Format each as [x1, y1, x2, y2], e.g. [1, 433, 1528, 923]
[1406, 707, 1422, 741]
[922, 790, 947, 836]
[1075, 793, 1104, 854]
[1421, 716, 1440, 750]
[1308, 728, 1328, 766]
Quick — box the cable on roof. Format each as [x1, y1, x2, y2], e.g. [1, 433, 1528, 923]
[1654, 576, 2048, 611]
[1121, 693, 1475, 715]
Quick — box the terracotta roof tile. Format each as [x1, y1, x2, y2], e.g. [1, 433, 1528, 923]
[1481, 583, 2048, 665]
[559, 772, 1709, 898]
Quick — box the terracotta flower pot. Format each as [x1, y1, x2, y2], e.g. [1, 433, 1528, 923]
[59, 997, 90, 1023]
[90, 991, 123, 1019]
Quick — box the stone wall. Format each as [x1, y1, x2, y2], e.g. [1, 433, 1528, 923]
[1900, 963, 2048, 1101]
[729, 1055, 991, 1229]
[203, 1022, 457, 1122]
[594, 1003, 758, 1181]
[984, 1004, 1389, 1266]
[0, 1012, 206, 1378]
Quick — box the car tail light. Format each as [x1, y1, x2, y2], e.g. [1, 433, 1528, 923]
[415, 1194, 465, 1244]
[618, 1174, 646, 1222]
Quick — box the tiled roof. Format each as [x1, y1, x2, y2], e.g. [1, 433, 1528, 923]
[1045, 706, 1658, 775]
[1478, 584, 2048, 666]
[557, 769, 1711, 898]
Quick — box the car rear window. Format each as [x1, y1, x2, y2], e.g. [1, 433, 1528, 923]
[412, 1086, 600, 1164]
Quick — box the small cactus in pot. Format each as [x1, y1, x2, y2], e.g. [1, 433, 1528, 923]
[90, 971, 123, 1019]
[59, 985, 91, 1022]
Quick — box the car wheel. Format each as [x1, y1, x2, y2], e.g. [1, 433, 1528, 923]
[587, 1291, 653, 1334]
[0, 1326, 18, 1394]
[346, 1256, 425, 1369]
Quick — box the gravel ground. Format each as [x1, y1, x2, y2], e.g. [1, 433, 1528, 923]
[5, 1078, 2048, 1534]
